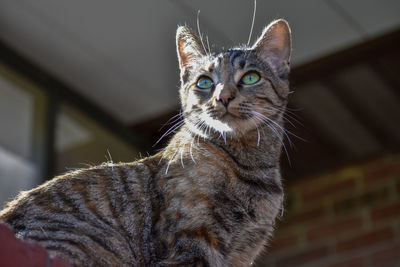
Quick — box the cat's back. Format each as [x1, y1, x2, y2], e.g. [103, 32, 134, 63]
[0, 161, 157, 266]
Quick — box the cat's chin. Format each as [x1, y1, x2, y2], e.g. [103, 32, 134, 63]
[219, 112, 238, 121]
[186, 110, 265, 140]
[203, 115, 233, 134]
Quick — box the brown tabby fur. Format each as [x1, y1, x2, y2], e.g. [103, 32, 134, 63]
[0, 19, 292, 266]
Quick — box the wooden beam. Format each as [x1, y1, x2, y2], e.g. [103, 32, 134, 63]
[290, 28, 400, 85]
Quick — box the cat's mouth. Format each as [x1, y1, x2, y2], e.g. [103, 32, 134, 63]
[220, 112, 238, 122]
[204, 104, 249, 131]
[218, 107, 244, 121]
[206, 105, 248, 125]
[209, 108, 232, 121]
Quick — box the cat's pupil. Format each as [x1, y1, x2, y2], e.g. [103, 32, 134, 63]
[242, 72, 260, 85]
[197, 77, 213, 89]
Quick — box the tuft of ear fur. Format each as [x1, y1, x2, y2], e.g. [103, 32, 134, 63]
[176, 26, 206, 82]
[252, 19, 291, 78]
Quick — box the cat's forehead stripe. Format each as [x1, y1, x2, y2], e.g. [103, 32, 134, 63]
[211, 55, 223, 69]
[212, 51, 246, 70]
[238, 60, 246, 69]
[228, 50, 245, 65]
[208, 63, 214, 72]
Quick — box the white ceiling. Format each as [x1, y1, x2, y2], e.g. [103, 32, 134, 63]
[1, 0, 399, 124]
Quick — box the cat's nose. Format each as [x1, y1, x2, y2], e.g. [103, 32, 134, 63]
[217, 90, 235, 107]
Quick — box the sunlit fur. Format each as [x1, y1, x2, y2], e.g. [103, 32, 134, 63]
[1, 19, 292, 266]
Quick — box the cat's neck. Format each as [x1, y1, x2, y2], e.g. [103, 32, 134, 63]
[209, 121, 283, 167]
[167, 118, 284, 168]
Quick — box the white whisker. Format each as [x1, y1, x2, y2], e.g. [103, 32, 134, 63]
[197, 10, 209, 56]
[250, 118, 261, 146]
[190, 138, 196, 164]
[254, 106, 303, 126]
[106, 148, 114, 170]
[206, 35, 211, 54]
[158, 149, 166, 165]
[247, 0, 257, 46]
[165, 161, 171, 175]
[159, 112, 183, 130]
[165, 148, 179, 175]
[252, 111, 294, 148]
[252, 113, 292, 166]
[154, 120, 185, 146]
[180, 148, 185, 168]
[253, 108, 306, 141]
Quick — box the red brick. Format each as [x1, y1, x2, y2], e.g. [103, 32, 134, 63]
[275, 246, 329, 267]
[289, 173, 331, 191]
[370, 243, 400, 266]
[303, 179, 356, 203]
[326, 257, 365, 267]
[363, 162, 400, 183]
[268, 233, 298, 252]
[306, 216, 364, 241]
[336, 227, 394, 252]
[333, 186, 389, 215]
[370, 200, 400, 222]
[282, 206, 326, 227]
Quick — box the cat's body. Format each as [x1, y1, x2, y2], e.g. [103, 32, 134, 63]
[0, 19, 292, 266]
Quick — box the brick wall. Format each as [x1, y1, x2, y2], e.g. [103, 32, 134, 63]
[256, 153, 400, 267]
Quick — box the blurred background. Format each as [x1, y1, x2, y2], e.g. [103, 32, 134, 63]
[0, 0, 400, 266]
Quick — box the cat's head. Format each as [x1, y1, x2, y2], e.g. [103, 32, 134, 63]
[176, 19, 291, 139]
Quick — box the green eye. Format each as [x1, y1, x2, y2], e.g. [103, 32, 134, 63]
[241, 72, 260, 85]
[196, 77, 213, 89]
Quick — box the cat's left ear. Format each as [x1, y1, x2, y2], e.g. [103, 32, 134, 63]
[252, 19, 291, 78]
[176, 26, 206, 82]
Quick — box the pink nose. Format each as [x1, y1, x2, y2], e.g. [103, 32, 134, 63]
[217, 90, 234, 107]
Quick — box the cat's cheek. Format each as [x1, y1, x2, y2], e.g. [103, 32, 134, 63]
[233, 120, 256, 136]
[186, 91, 199, 109]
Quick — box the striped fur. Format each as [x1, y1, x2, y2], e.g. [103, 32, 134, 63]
[0, 19, 291, 266]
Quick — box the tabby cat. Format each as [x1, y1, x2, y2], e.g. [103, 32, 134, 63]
[0, 19, 292, 266]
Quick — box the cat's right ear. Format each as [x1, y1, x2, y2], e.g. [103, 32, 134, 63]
[176, 26, 206, 83]
[251, 19, 291, 78]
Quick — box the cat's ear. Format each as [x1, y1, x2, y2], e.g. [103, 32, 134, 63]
[252, 19, 291, 78]
[176, 26, 206, 82]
